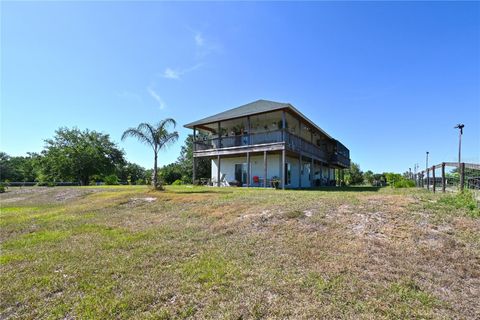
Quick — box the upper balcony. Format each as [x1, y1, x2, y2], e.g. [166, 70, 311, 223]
[187, 101, 350, 168]
[193, 129, 349, 168]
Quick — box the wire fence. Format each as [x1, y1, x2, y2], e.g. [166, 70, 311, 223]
[415, 162, 480, 200]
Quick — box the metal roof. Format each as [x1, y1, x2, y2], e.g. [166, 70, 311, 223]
[184, 99, 333, 139]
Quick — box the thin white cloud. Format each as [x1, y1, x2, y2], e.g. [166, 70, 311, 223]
[163, 68, 180, 79]
[158, 28, 221, 81]
[161, 63, 204, 80]
[187, 27, 223, 59]
[195, 32, 204, 46]
[147, 86, 166, 109]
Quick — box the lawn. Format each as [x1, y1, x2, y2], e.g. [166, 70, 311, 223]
[1, 186, 479, 319]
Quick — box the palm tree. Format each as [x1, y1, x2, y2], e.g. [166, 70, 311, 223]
[121, 119, 178, 189]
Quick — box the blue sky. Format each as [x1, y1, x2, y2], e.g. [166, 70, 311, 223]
[1, 1, 479, 173]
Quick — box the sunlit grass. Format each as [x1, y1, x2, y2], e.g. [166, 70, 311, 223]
[0, 185, 478, 318]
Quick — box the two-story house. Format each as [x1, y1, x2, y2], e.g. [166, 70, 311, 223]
[184, 100, 350, 189]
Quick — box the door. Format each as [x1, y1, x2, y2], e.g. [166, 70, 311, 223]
[284, 163, 291, 185]
[235, 163, 247, 185]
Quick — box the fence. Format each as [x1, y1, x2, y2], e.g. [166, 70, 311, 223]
[415, 162, 480, 193]
[4, 181, 131, 187]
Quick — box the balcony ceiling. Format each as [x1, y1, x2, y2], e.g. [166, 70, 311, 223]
[184, 99, 333, 140]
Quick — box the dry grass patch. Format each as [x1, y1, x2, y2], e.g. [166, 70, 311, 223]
[1, 185, 479, 319]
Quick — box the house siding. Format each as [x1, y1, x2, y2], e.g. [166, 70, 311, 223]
[211, 155, 335, 188]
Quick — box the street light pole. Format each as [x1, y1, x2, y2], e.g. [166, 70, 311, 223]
[454, 124, 464, 168]
[455, 124, 465, 191]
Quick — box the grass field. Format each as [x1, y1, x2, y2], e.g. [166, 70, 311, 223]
[1, 185, 479, 319]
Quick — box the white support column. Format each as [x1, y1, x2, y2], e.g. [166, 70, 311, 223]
[264, 151, 267, 188]
[246, 152, 251, 187]
[281, 149, 286, 190]
[298, 153, 302, 189]
[217, 155, 221, 187]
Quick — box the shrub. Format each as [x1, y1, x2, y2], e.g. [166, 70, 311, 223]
[438, 191, 479, 216]
[172, 179, 183, 185]
[270, 176, 280, 189]
[228, 180, 241, 187]
[0, 183, 7, 193]
[394, 179, 415, 188]
[104, 175, 119, 185]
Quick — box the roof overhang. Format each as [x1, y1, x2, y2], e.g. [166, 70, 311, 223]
[184, 100, 333, 140]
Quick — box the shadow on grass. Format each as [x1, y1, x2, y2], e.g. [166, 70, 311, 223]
[166, 188, 234, 194]
[172, 190, 227, 194]
[165, 186, 381, 193]
[303, 186, 382, 192]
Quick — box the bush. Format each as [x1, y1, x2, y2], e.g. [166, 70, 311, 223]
[438, 191, 479, 216]
[0, 183, 7, 193]
[229, 180, 241, 187]
[104, 174, 119, 185]
[270, 177, 280, 189]
[394, 179, 415, 188]
[172, 179, 183, 185]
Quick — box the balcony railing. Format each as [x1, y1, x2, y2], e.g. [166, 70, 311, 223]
[330, 153, 351, 167]
[194, 130, 283, 151]
[284, 131, 327, 160]
[194, 130, 349, 167]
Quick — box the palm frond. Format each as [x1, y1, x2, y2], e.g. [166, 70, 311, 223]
[137, 123, 156, 142]
[157, 118, 177, 131]
[158, 131, 179, 150]
[121, 128, 154, 148]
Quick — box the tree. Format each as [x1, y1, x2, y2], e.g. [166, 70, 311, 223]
[116, 162, 146, 185]
[373, 173, 386, 186]
[0, 152, 16, 181]
[0, 152, 42, 182]
[159, 163, 183, 185]
[364, 170, 374, 185]
[121, 119, 178, 189]
[41, 127, 125, 185]
[176, 134, 211, 183]
[343, 162, 364, 185]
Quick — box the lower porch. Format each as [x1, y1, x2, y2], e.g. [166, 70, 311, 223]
[194, 150, 339, 189]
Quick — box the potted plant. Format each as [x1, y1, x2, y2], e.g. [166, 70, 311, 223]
[270, 176, 280, 189]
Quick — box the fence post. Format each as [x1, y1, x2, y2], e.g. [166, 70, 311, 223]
[459, 162, 465, 191]
[432, 165, 436, 193]
[441, 162, 446, 193]
[427, 168, 430, 191]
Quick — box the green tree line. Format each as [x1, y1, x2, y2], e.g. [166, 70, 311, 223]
[0, 126, 209, 186]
